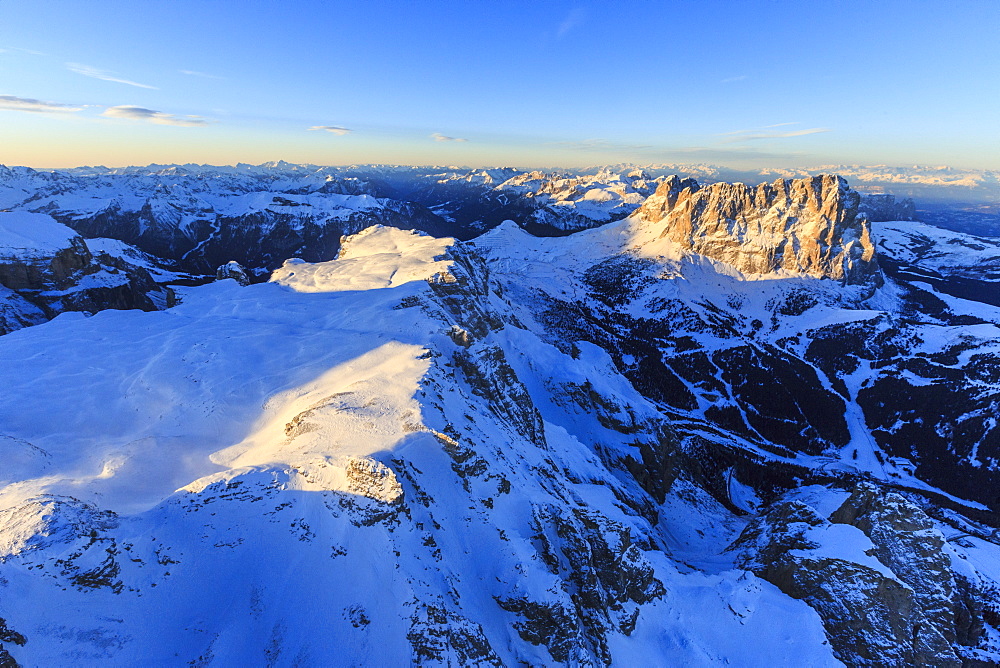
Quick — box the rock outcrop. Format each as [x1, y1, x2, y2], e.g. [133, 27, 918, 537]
[635, 175, 881, 286]
[216, 260, 251, 286]
[727, 483, 997, 667]
[0, 212, 171, 335]
[830, 484, 961, 658]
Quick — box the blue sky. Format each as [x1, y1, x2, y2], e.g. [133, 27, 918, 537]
[1, 0, 997, 169]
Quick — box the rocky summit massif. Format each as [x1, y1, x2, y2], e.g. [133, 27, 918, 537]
[635, 175, 880, 286]
[0, 164, 998, 666]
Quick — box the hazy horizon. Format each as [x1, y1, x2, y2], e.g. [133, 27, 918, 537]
[5, 160, 999, 174]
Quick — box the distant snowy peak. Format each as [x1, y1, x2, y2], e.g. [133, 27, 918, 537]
[573, 163, 1000, 209]
[873, 218, 1000, 308]
[805, 164, 1000, 190]
[494, 168, 666, 229]
[634, 175, 880, 286]
[433, 167, 521, 186]
[0, 166, 453, 274]
[1, 161, 993, 285]
[875, 220, 1000, 273]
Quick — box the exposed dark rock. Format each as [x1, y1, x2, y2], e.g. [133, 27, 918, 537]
[497, 503, 665, 665]
[731, 497, 961, 667]
[830, 483, 962, 662]
[407, 603, 504, 666]
[859, 194, 917, 222]
[215, 260, 251, 285]
[453, 345, 546, 447]
[0, 217, 171, 335]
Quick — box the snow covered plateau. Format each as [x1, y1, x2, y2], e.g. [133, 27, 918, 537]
[0, 164, 998, 666]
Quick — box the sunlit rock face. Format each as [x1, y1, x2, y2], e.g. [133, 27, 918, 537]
[635, 175, 880, 287]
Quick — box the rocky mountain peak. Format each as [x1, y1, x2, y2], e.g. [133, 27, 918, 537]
[635, 174, 881, 287]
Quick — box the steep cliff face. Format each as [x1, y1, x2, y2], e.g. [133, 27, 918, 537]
[470, 212, 1000, 662]
[635, 175, 880, 286]
[0, 212, 172, 334]
[0, 226, 838, 666]
[731, 489, 966, 667]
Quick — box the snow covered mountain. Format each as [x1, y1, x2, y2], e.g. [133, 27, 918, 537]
[1, 164, 668, 277]
[0, 163, 952, 282]
[0, 164, 455, 276]
[0, 212, 174, 335]
[0, 173, 998, 665]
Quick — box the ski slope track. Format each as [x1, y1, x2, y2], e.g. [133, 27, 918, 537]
[0, 174, 998, 666]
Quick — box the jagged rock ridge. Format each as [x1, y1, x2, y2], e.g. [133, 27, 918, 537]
[635, 175, 880, 286]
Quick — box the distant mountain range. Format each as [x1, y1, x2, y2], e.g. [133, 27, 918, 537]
[0, 162, 937, 277]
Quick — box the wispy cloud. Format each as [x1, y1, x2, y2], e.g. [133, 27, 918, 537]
[179, 69, 224, 80]
[102, 105, 208, 126]
[431, 132, 468, 142]
[719, 123, 830, 144]
[1, 46, 48, 56]
[720, 122, 801, 136]
[308, 125, 351, 135]
[720, 75, 748, 84]
[67, 63, 158, 89]
[557, 7, 588, 39]
[0, 95, 85, 114]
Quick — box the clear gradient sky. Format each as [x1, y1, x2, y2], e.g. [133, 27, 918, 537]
[1, 0, 998, 169]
